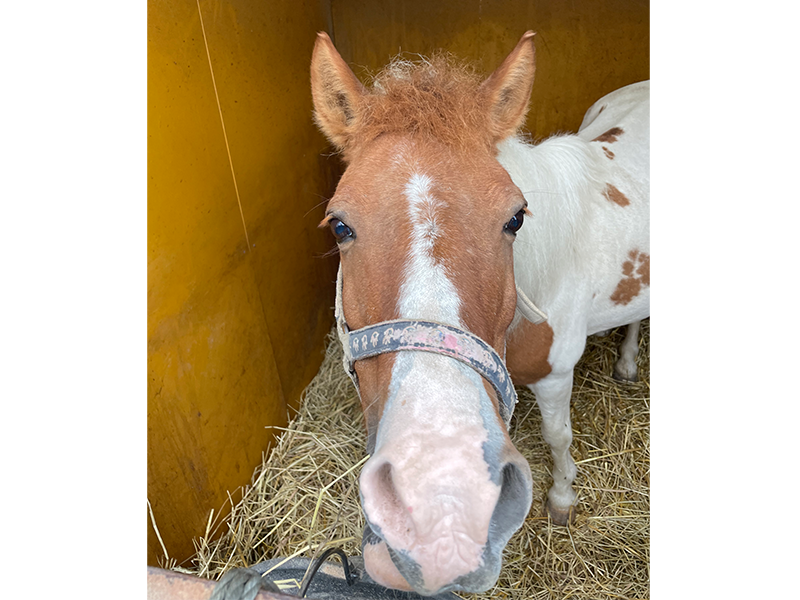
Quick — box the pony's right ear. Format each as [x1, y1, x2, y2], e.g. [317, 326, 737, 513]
[310, 32, 367, 151]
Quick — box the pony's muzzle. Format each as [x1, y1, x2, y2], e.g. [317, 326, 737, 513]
[359, 449, 533, 595]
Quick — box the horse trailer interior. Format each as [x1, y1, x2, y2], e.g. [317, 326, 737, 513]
[148, 0, 649, 595]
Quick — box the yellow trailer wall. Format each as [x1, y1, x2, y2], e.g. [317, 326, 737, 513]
[148, 0, 648, 568]
[147, 0, 340, 566]
[331, 0, 649, 138]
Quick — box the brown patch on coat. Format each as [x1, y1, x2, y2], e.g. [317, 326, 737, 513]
[505, 319, 554, 385]
[593, 127, 624, 143]
[602, 147, 615, 160]
[610, 250, 650, 305]
[603, 183, 630, 207]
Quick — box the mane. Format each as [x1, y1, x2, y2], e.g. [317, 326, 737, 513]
[352, 54, 492, 152]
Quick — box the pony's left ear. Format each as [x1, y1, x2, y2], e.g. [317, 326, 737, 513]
[480, 31, 536, 142]
[310, 32, 367, 153]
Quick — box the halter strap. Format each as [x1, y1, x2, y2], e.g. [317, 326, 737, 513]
[515, 284, 547, 324]
[334, 265, 549, 427]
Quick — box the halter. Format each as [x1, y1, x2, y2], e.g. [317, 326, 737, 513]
[334, 264, 547, 428]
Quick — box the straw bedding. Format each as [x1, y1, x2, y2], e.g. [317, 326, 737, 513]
[184, 320, 649, 599]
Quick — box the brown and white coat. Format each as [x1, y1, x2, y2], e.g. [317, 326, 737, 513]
[310, 30, 649, 597]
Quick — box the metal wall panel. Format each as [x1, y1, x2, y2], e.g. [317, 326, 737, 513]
[330, 0, 649, 138]
[147, 0, 339, 566]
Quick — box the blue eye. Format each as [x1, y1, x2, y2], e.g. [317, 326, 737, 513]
[329, 218, 354, 242]
[504, 209, 525, 234]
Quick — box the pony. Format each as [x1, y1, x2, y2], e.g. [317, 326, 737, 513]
[310, 31, 649, 596]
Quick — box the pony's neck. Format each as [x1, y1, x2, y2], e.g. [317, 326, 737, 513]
[497, 134, 607, 308]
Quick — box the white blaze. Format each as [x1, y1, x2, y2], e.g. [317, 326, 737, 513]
[362, 172, 501, 591]
[399, 173, 462, 324]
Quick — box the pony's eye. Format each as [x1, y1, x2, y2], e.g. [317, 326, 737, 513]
[504, 209, 525, 235]
[329, 218, 354, 242]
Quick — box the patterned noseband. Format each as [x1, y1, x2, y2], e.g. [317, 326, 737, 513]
[334, 265, 547, 428]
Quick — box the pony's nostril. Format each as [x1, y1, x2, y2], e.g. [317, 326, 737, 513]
[375, 461, 400, 509]
[489, 461, 533, 546]
[362, 459, 416, 540]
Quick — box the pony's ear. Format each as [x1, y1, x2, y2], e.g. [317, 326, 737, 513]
[480, 31, 536, 142]
[310, 32, 367, 151]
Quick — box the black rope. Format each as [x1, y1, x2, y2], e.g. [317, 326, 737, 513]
[298, 547, 357, 598]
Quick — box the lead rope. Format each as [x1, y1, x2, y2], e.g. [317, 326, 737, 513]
[209, 549, 357, 599]
[298, 547, 357, 597]
[209, 568, 281, 600]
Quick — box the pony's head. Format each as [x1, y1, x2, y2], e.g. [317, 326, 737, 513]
[311, 31, 537, 596]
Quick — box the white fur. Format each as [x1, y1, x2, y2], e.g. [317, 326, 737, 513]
[398, 173, 462, 323]
[500, 82, 650, 342]
[499, 81, 650, 515]
[614, 319, 642, 381]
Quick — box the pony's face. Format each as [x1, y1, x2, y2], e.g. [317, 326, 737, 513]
[312, 31, 538, 595]
[325, 131, 527, 438]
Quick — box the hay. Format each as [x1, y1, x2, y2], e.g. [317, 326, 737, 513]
[184, 320, 649, 599]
